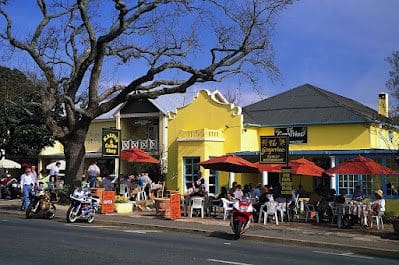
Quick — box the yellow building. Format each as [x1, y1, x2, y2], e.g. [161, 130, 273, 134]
[167, 84, 399, 198]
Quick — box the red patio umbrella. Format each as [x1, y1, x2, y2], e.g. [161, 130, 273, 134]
[120, 148, 160, 164]
[326, 155, 397, 175]
[254, 162, 283, 173]
[289, 158, 326, 177]
[255, 158, 327, 177]
[198, 155, 259, 173]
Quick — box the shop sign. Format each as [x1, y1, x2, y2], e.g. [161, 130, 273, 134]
[274, 127, 307, 144]
[102, 128, 121, 157]
[259, 136, 289, 164]
[280, 167, 292, 195]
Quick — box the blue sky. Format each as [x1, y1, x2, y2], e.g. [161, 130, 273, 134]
[2, 1, 399, 111]
[236, 0, 399, 108]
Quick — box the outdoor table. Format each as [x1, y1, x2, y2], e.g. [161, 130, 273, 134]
[298, 198, 310, 212]
[336, 203, 371, 227]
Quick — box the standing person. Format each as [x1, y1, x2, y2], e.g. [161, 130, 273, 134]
[20, 167, 34, 210]
[49, 161, 61, 190]
[193, 171, 205, 192]
[87, 161, 100, 188]
[31, 165, 38, 188]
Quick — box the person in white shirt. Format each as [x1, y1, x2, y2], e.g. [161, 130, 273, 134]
[87, 161, 101, 188]
[49, 161, 61, 189]
[20, 167, 34, 210]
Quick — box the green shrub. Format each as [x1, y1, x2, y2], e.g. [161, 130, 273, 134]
[53, 185, 71, 205]
[382, 211, 396, 224]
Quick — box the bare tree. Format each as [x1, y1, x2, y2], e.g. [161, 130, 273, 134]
[0, 0, 293, 186]
[387, 51, 399, 115]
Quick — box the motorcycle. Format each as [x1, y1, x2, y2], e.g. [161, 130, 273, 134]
[26, 189, 56, 219]
[0, 177, 21, 199]
[230, 198, 253, 240]
[66, 187, 100, 223]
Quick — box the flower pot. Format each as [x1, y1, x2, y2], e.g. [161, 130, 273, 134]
[393, 218, 399, 234]
[114, 202, 132, 214]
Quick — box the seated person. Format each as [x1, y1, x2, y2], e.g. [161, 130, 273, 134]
[335, 190, 346, 204]
[371, 189, 385, 216]
[298, 185, 307, 198]
[309, 188, 322, 206]
[232, 185, 243, 200]
[216, 186, 230, 200]
[252, 183, 262, 198]
[352, 185, 364, 202]
[367, 189, 385, 228]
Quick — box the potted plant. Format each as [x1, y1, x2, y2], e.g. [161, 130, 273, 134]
[114, 195, 132, 214]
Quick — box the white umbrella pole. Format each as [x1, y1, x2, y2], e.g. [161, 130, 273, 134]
[229, 172, 235, 188]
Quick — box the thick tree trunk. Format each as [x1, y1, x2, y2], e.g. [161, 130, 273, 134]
[62, 124, 90, 188]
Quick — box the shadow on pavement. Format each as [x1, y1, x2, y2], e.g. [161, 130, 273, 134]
[208, 231, 235, 240]
[380, 232, 399, 241]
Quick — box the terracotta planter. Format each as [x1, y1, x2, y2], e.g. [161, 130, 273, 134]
[393, 218, 399, 234]
[114, 203, 132, 214]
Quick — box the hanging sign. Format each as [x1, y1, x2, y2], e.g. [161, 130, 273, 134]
[102, 128, 121, 157]
[275, 127, 307, 144]
[259, 136, 289, 164]
[280, 167, 292, 195]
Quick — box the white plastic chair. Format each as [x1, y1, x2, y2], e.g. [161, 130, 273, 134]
[260, 201, 279, 225]
[220, 198, 234, 220]
[189, 196, 205, 218]
[370, 214, 384, 230]
[305, 203, 319, 223]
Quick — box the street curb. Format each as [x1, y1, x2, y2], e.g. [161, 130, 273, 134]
[1, 209, 398, 259]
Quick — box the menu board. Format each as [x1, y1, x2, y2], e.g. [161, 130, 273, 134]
[280, 167, 292, 195]
[259, 136, 289, 164]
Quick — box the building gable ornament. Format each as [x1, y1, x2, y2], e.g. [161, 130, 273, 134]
[167, 89, 242, 120]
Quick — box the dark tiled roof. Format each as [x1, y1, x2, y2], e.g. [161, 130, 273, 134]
[243, 83, 394, 126]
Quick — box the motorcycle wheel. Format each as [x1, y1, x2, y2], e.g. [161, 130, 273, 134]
[47, 204, 56, 220]
[26, 204, 34, 219]
[234, 220, 242, 240]
[87, 214, 95, 224]
[66, 205, 78, 223]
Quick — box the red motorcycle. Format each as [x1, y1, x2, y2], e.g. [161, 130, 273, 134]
[230, 198, 253, 240]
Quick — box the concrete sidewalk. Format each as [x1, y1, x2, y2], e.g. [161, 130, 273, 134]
[1, 199, 398, 258]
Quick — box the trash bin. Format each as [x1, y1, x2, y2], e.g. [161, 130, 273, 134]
[164, 191, 180, 220]
[101, 191, 115, 214]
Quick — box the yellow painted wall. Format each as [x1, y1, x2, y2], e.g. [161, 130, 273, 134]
[167, 90, 243, 193]
[86, 121, 116, 152]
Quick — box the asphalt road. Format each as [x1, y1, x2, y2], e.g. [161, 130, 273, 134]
[0, 215, 397, 265]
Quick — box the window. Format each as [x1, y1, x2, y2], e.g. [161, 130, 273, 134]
[183, 157, 200, 191]
[208, 169, 218, 195]
[361, 175, 374, 195]
[388, 131, 393, 143]
[386, 158, 399, 196]
[338, 174, 359, 195]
